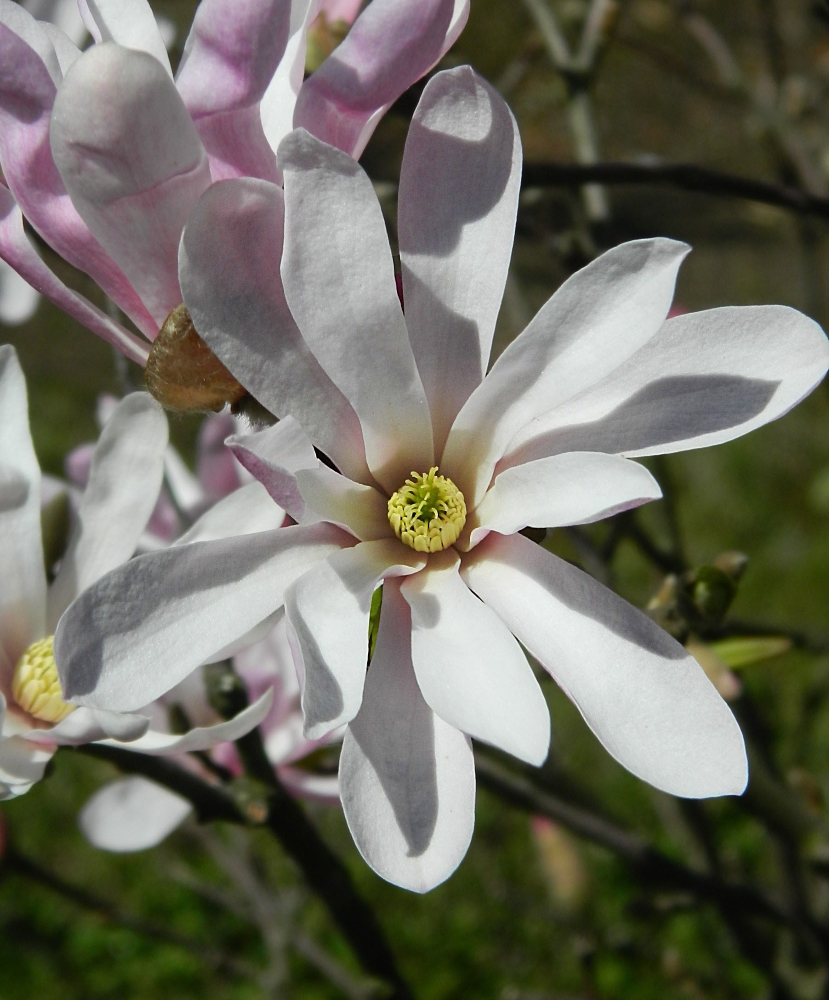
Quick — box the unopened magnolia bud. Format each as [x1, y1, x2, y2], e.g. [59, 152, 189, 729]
[145, 304, 247, 413]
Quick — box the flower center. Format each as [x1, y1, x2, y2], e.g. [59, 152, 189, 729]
[11, 636, 75, 724]
[388, 468, 466, 553]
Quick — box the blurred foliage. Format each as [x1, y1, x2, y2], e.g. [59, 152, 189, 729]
[6, 0, 829, 997]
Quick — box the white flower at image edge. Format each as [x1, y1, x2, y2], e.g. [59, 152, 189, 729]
[55, 67, 829, 892]
[0, 346, 273, 798]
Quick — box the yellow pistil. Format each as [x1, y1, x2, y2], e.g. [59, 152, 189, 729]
[388, 467, 466, 553]
[11, 635, 75, 724]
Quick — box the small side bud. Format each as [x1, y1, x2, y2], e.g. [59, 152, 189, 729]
[203, 660, 249, 720]
[145, 304, 247, 413]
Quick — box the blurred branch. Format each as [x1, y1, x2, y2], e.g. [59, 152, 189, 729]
[73, 740, 411, 1000]
[522, 160, 829, 218]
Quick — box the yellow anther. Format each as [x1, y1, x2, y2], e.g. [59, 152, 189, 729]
[11, 635, 75, 724]
[388, 467, 466, 553]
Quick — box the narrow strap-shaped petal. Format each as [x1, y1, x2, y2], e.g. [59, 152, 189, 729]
[78, 0, 172, 75]
[0, 18, 157, 335]
[79, 776, 192, 852]
[295, 465, 390, 540]
[0, 346, 45, 677]
[279, 129, 434, 491]
[107, 688, 273, 754]
[0, 188, 149, 363]
[55, 522, 352, 712]
[295, 0, 469, 158]
[177, 481, 286, 544]
[462, 533, 747, 798]
[47, 393, 168, 628]
[285, 539, 425, 739]
[176, 0, 294, 181]
[442, 239, 690, 507]
[467, 452, 661, 548]
[260, 0, 320, 155]
[180, 176, 371, 483]
[502, 305, 829, 467]
[22, 707, 150, 746]
[401, 551, 550, 765]
[399, 67, 521, 455]
[340, 579, 475, 892]
[0, 732, 53, 799]
[51, 43, 212, 327]
[197, 412, 244, 499]
[228, 417, 320, 521]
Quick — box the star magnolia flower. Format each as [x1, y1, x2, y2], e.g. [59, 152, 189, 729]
[0, 345, 273, 799]
[0, 0, 468, 368]
[55, 67, 829, 892]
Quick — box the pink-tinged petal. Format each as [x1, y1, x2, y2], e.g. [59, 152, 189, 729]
[78, 0, 171, 75]
[1, 0, 63, 81]
[295, 465, 390, 540]
[260, 0, 320, 155]
[176, 0, 294, 181]
[0, 187, 149, 363]
[47, 393, 168, 627]
[286, 539, 425, 739]
[176, 481, 285, 544]
[442, 239, 690, 507]
[23, 707, 150, 746]
[467, 453, 662, 548]
[0, 256, 39, 324]
[399, 67, 521, 455]
[0, 20, 156, 334]
[55, 522, 352, 712]
[279, 766, 340, 802]
[51, 44, 212, 327]
[340, 579, 475, 892]
[295, 0, 469, 159]
[279, 129, 433, 490]
[180, 177, 370, 482]
[197, 412, 243, 499]
[502, 306, 829, 468]
[108, 688, 273, 754]
[0, 346, 45, 675]
[462, 533, 747, 798]
[319, 0, 363, 23]
[401, 551, 549, 765]
[79, 776, 192, 852]
[228, 417, 319, 521]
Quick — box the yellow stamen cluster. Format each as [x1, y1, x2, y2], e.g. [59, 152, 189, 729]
[388, 467, 466, 553]
[11, 636, 75, 724]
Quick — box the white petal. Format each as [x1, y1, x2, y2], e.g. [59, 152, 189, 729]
[47, 392, 168, 627]
[0, 733, 53, 798]
[79, 776, 192, 852]
[442, 239, 690, 506]
[295, 465, 390, 541]
[22, 707, 150, 746]
[399, 67, 521, 454]
[177, 481, 285, 544]
[340, 580, 475, 892]
[0, 257, 39, 324]
[278, 128, 434, 491]
[55, 523, 352, 711]
[110, 688, 273, 754]
[0, 345, 46, 672]
[401, 551, 549, 764]
[462, 533, 747, 798]
[180, 177, 371, 482]
[503, 305, 829, 467]
[78, 0, 172, 75]
[468, 452, 662, 547]
[285, 540, 426, 739]
[228, 417, 319, 521]
[260, 0, 319, 153]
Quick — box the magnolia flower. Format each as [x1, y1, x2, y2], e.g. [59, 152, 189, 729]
[0, 345, 272, 799]
[0, 0, 468, 367]
[0, 257, 39, 326]
[55, 67, 829, 891]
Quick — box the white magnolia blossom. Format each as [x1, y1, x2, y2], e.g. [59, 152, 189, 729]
[56, 67, 829, 891]
[0, 345, 272, 799]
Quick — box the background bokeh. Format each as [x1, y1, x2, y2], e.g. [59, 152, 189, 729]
[4, 1, 829, 997]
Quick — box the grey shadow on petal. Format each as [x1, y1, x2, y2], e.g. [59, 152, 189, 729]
[294, 618, 346, 730]
[400, 85, 517, 258]
[0, 468, 30, 511]
[511, 375, 780, 464]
